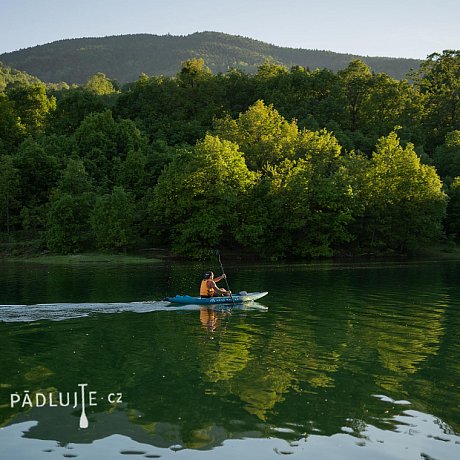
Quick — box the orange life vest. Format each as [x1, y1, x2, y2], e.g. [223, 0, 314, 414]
[200, 279, 214, 297]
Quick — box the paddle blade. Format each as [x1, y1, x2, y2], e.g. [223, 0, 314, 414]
[79, 411, 89, 429]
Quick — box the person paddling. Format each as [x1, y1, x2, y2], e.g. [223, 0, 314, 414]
[200, 271, 231, 298]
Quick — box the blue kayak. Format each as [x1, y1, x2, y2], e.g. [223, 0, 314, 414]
[165, 291, 268, 305]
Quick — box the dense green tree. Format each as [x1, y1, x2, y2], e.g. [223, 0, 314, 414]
[445, 177, 460, 242]
[0, 93, 25, 154]
[36, 133, 76, 163]
[358, 132, 447, 251]
[295, 68, 347, 131]
[234, 134, 356, 258]
[13, 138, 60, 220]
[115, 74, 179, 141]
[90, 186, 138, 251]
[144, 140, 176, 184]
[177, 58, 212, 87]
[432, 130, 460, 179]
[413, 50, 460, 148]
[338, 60, 373, 132]
[0, 155, 20, 234]
[175, 59, 227, 142]
[57, 157, 93, 195]
[220, 68, 256, 116]
[296, 128, 342, 166]
[46, 193, 94, 253]
[360, 73, 423, 143]
[6, 81, 56, 134]
[85, 72, 118, 95]
[253, 65, 347, 133]
[116, 75, 194, 144]
[116, 60, 227, 145]
[214, 100, 299, 170]
[48, 88, 108, 134]
[114, 149, 150, 198]
[73, 110, 146, 189]
[46, 159, 94, 253]
[151, 134, 258, 255]
[253, 63, 302, 122]
[255, 60, 289, 79]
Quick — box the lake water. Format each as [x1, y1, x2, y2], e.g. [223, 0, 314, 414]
[0, 258, 459, 459]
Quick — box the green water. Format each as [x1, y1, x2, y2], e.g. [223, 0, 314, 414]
[0, 259, 459, 459]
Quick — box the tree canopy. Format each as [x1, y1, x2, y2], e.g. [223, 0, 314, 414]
[0, 52, 458, 257]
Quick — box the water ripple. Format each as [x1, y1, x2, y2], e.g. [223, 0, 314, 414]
[0, 301, 268, 323]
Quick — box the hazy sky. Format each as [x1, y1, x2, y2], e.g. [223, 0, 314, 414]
[1, 0, 458, 58]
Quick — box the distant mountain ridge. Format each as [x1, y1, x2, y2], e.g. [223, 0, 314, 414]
[0, 31, 422, 84]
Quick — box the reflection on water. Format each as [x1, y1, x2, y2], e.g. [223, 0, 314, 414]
[0, 259, 459, 459]
[1, 408, 459, 460]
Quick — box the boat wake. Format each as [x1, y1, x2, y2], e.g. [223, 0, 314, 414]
[0, 301, 268, 323]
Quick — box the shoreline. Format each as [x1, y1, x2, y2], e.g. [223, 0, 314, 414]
[1, 243, 460, 266]
[2, 253, 162, 265]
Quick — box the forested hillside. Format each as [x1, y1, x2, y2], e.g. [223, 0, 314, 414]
[1, 51, 459, 259]
[0, 32, 421, 84]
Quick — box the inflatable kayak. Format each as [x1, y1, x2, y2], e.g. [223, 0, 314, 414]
[165, 291, 268, 305]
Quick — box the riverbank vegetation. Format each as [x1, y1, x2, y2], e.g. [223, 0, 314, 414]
[6, 253, 159, 265]
[0, 51, 459, 259]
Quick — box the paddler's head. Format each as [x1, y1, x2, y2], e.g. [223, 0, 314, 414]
[204, 271, 214, 280]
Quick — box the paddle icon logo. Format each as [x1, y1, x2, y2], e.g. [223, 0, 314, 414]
[10, 383, 123, 429]
[79, 383, 89, 429]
